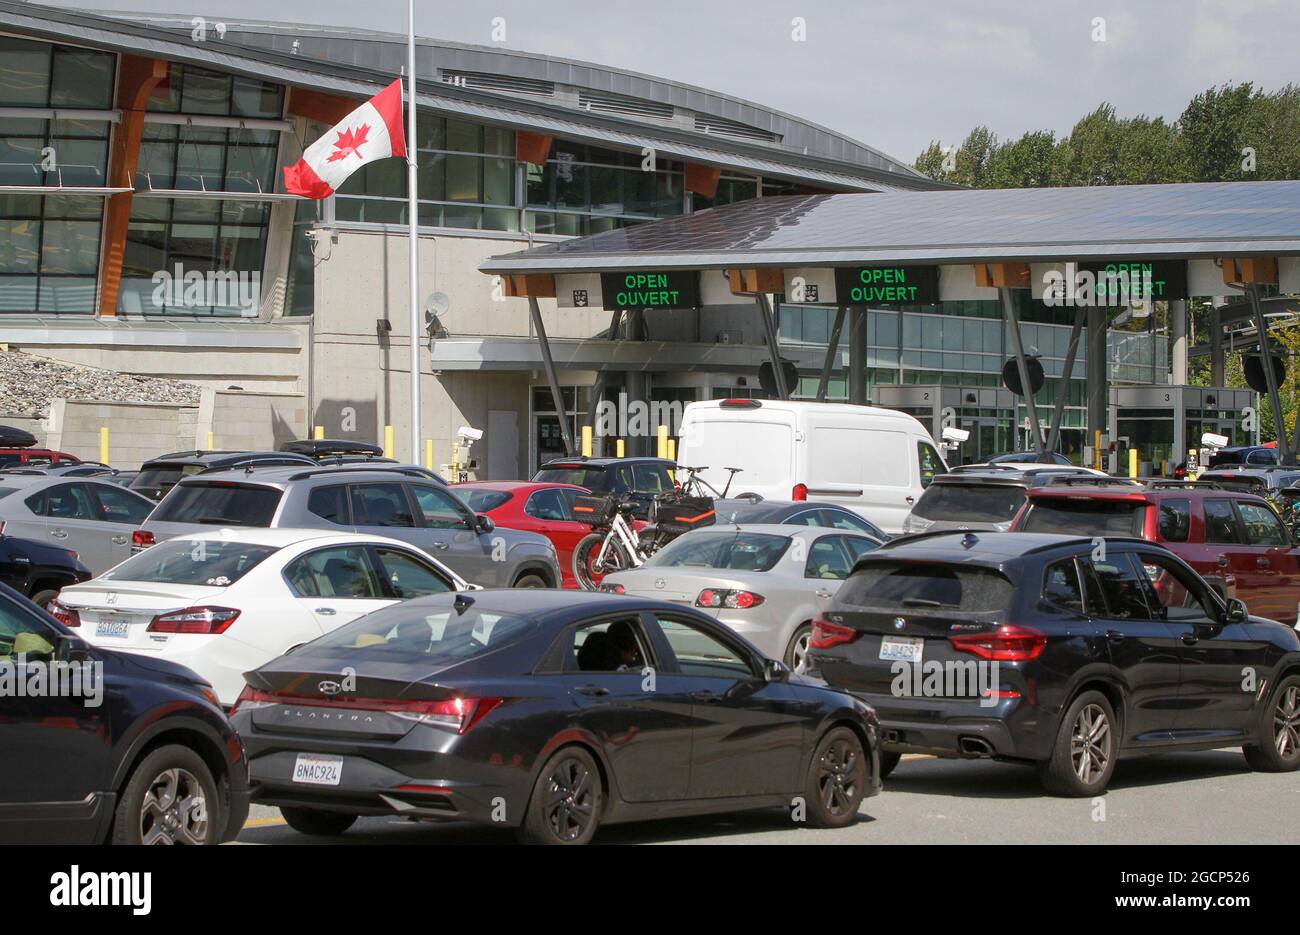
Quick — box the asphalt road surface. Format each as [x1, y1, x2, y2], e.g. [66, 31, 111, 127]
[235, 750, 1299, 845]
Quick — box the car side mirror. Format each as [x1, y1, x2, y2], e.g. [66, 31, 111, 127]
[57, 634, 92, 663]
[474, 514, 495, 534]
[763, 658, 789, 682]
[1222, 597, 1248, 625]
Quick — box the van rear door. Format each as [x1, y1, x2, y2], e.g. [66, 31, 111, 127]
[679, 406, 796, 499]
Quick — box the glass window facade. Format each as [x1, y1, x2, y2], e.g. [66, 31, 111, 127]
[525, 142, 684, 235]
[0, 193, 103, 313]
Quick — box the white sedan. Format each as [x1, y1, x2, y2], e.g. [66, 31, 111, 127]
[50, 528, 472, 705]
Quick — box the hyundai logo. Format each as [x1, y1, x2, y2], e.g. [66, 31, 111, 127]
[893, 617, 906, 631]
[654, 578, 666, 590]
[318, 680, 342, 695]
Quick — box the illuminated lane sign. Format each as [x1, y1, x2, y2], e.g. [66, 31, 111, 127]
[834, 266, 940, 305]
[599, 271, 699, 311]
[1077, 260, 1188, 301]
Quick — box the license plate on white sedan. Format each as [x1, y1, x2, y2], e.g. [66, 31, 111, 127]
[879, 636, 924, 664]
[95, 620, 130, 639]
[292, 754, 343, 786]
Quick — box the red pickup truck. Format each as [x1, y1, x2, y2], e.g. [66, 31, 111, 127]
[1012, 484, 1300, 625]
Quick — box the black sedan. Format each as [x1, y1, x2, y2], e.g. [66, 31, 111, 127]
[807, 532, 1300, 796]
[0, 583, 248, 844]
[232, 590, 881, 844]
[714, 498, 888, 540]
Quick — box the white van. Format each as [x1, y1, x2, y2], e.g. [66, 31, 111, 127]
[676, 399, 947, 534]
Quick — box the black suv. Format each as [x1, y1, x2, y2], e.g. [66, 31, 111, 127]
[130, 450, 316, 500]
[534, 457, 676, 519]
[807, 531, 1300, 796]
[0, 583, 248, 843]
[0, 532, 90, 607]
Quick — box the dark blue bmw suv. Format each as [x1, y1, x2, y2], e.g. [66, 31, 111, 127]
[808, 531, 1300, 796]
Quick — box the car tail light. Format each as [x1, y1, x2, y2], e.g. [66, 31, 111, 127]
[792, 483, 808, 501]
[720, 399, 762, 408]
[229, 685, 500, 733]
[949, 624, 1046, 661]
[601, 582, 626, 594]
[47, 598, 80, 628]
[696, 588, 765, 609]
[810, 614, 858, 649]
[148, 606, 241, 634]
[131, 529, 155, 549]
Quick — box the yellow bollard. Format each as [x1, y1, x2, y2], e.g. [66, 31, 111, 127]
[667, 438, 676, 462]
[616, 438, 625, 458]
[656, 425, 668, 459]
[383, 425, 394, 459]
[451, 442, 460, 474]
[425, 439, 434, 470]
[581, 425, 593, 457]
[1128, 448, 1138, 479]
[1094, 430, 1102, 472]
[99, 427, 109, 464]
[313, 425, 325, 440]
[206, 430, 214, 450]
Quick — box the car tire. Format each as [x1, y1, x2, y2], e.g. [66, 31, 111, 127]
[279, 806, 358, 836]
[1243, 673, 1300, 772]
[512, 572, 548, 589]
[518, 746, 603, 845]
[879, 751, 902, 779]
[804, 726, 867, 828]
[30, 588, 59, 609]
[112, 744, 221, 845]
[784, 623, 813, 671]
[1038, 690, 1118, 797]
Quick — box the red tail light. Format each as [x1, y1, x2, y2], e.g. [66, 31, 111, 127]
[810, 614, 858, 649]
[601, 582, 626, 594]
[720, 399, 762, 408]
[132, 529, 156, 548]
[229, 685, 500, 733]
[47, 598, 81, 628]
[792, 483, 808, 501]
[950, 624, 1046, 661]
[148, 606, 241, 634]
[696, 588, 765, 609]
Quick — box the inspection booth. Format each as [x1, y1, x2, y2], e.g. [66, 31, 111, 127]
[873, 385, 1018, 465]
[1110, 385, 1257, 476]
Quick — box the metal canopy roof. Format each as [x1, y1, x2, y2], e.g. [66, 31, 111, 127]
[480, 181, 1300, 274]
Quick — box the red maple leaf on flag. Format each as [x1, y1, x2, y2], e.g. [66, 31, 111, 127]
[326, 124, 370, 162]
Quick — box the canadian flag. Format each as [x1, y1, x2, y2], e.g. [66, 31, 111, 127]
[283, 78, 407, 199]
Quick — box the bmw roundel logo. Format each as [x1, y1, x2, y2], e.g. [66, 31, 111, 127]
[318, 680, 342, 695]
[893, 617, 906, 631]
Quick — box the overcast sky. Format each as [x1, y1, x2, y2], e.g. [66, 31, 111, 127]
[52, 0, 1300, 166]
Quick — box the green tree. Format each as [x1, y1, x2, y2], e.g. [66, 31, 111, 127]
[1176, 82, 1260, 181]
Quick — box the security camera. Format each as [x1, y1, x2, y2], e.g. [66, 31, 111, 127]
[1201, 432, 1229, 449]
[942, 426, 970, 444]
[457, 426, 483, 442]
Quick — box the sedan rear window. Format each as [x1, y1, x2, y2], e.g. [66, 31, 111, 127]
[454, 488, 513, 513]
[132, 463, 206, 497]
[311, 604, 535, 663]
[102, 538, 278, 585]
[534, 467, 607, 491]
[1020, 499, 1144, 537]
[646, 531, 790, 572]
[839, 561, 1014, 612]
[911, 483, 1026, 523]
[151, 482, 282, 527]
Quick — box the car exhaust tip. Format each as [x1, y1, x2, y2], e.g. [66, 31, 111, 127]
[958, 736, 993, 757]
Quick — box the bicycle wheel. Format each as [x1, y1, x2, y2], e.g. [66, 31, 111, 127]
[572, 533, 635, 590]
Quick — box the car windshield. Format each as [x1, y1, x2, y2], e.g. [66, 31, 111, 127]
[151, 482, 283, 527]
[534, 466, 606, 490]
[1020, 499, 1145, 536]
[912, 483, 1026, 522]
[839, 561, 1014, 612]
[102, 538, 279, 585]
[646, 530, 790, 571]
[454, 488, 513, 513]
[310, 603, 535, 663]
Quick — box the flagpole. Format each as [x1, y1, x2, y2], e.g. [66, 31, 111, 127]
[406, 0, 421, 466]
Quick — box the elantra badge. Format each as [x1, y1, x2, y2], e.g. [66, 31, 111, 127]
[893, 617, 906, 630]
[318, 680, 342, 695]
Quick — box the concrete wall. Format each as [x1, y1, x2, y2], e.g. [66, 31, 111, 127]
[47, 399, 197, 468]
[209, 390, 308, 451]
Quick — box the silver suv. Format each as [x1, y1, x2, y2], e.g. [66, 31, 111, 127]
[135, 465, 560, 589]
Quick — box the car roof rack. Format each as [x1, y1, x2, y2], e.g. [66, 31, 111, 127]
[1146, 479, 1223, 489]
[285, 465, 436, 482]
[1043, 476, 1140, 487]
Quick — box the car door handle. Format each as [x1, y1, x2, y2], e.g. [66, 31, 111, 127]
[314, 607, 337, 616]
[1217, 555, 1229, 567]
[574, 684, 609, 697]
[50, 529, 69, 539]
[1105, 629, 1125, 643]
[815, 588, 833, 599]
[690, 690, 722, 704]
[1257, 557, 1271, 568]
[905, 496, 915, 505]
[430, 542, 449, 550]
[1180, 632, 1199, 645]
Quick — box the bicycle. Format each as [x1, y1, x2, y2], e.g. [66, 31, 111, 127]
[570, 465, 743, 591]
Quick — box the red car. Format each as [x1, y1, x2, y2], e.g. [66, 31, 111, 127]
[1012, 484, 1300, 625]
[452, 481, 598, 589]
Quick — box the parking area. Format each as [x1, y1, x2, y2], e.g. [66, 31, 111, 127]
[236, 752, 1299, 846]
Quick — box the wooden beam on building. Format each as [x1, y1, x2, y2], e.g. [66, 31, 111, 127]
[97, 55, 168, 318]
[501, 273, 556, 298]
[684, 162, 722, 198]
[286, 86, 357, 125]
[1220, 256, 1279, 286]
[727, 268, 784, 295]
[973, 262, 1031, 289]
[516, 131, 553, 165]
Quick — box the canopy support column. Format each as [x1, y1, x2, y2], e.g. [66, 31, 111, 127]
[816, 306, 847, 401]
[849, 307, 867, 405]
[755, 293, 790, 399]
[528, 296, 575, 456]
[1246, 284, 1290, 464]
[1002, 288, 1046, 459]
[1046, 305, 1086, 457]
